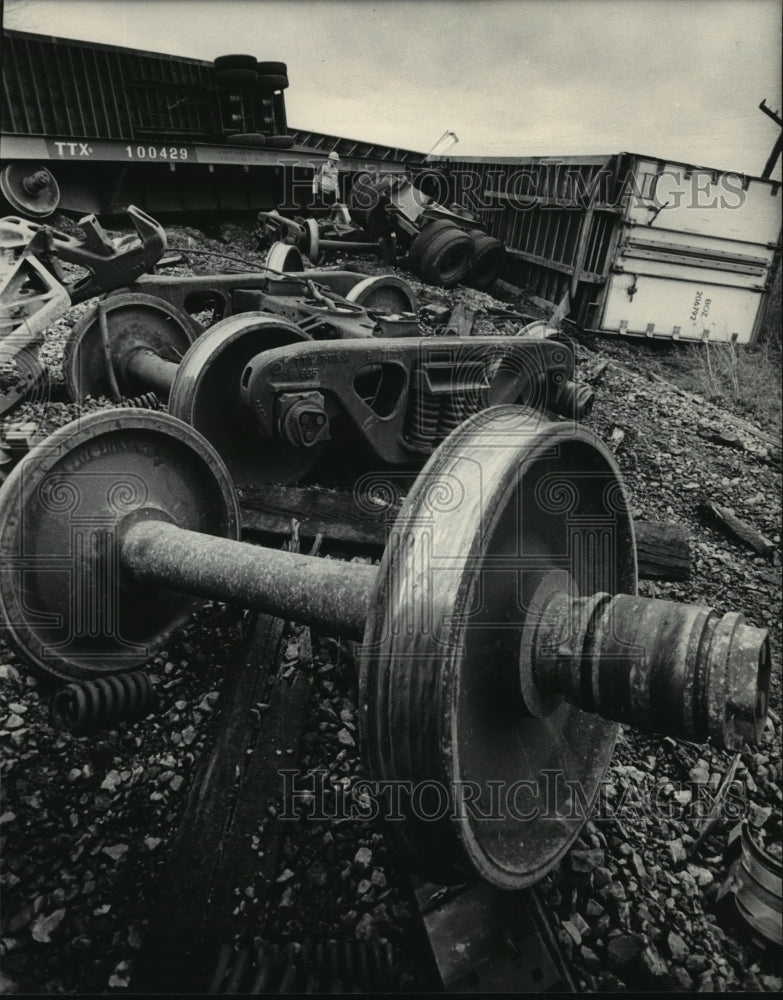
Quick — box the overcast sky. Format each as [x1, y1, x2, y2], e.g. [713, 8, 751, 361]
[3, 0, 781, 176]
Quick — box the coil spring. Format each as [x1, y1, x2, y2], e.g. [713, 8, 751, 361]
[210, 939, 395, 994]
[405, 373, 441, 450]
[119, 392, 161, 410]
[437, 392, 467, 439]
[50, 671, 157, 735]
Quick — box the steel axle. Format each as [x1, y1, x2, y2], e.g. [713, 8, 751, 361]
[526, 581, 768, 751]
[120, 517, 768, 754]
[122, 519, 374, 640]
[0, 406, 771, 888]
[64, 303, 318, 484]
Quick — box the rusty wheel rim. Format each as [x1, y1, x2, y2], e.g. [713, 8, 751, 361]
[168, 312, 325, 486]
[360, 405, 636, 888]
[265, 241, 305, 273]
[63, 292, 197, 401]
[0, 163, 59, 218]
[305, 218, 321, 265]
[0, 410, 238, 680]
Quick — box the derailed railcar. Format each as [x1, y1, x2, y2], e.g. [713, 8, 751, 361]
[426, 152, 781, 344]
[0, 29, 421, 215]
[2, 30, 779, 343]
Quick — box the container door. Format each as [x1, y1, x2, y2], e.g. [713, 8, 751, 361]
[598, 158, 781, 344]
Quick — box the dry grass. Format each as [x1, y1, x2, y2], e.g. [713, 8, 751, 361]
[684, 262, 782, 434]
[687, 337, 782, 433]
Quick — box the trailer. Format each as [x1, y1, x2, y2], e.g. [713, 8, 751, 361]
[426, 152, 781, 344]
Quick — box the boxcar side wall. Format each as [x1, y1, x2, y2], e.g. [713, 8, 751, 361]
[594, 158, 782, 344]
[429, 153, 782, 344]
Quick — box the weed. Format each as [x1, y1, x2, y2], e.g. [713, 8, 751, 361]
[686, 334, 782, 434]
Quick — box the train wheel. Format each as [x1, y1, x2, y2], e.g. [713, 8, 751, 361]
[168, 313, 324, 486]
[0, 164, 59, 218]
[360, 405, 631, 887]
[0, 410, 239, 680]
[265, 242, 305, 272]
[346, 276, 417, 314]
[63, 293, 197, 401]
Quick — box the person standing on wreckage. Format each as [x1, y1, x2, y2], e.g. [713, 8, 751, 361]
[312, 150, 342, 206]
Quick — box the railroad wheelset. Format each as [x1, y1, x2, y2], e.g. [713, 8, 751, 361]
[0, 405, 770, 888]
[60, 282, 598, 482]
[0, 163, 60, 218]
[265, 222, 396, 268]
[63, 300, 320, 484]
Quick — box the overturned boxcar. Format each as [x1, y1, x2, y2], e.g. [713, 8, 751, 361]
[423, 152, 781, 344]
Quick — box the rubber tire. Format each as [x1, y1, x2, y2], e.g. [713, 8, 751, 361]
[214, 54, 258, 72]
[466, 233, 506, 290]
[216, 68, 258, 86]
[225, 133, 267, 147]
[265, 135, 295, 149]
[257, 73, 289, 91]
[257, 61, 287, 76]
[418, 228, 473, 288]
[407, 219, 456, 276]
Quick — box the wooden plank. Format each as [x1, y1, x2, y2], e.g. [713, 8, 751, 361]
[242, 490, 691, 585]
[700, 503, 775, 556]
[239, 484, 403, 548]
[412, 878, 574, 993]
[132, 615, 313, 993]
[443, 303, 477, 337]
[635, 520, 691, 580]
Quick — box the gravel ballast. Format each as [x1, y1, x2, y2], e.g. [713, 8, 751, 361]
[0, 221, 780, 993]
